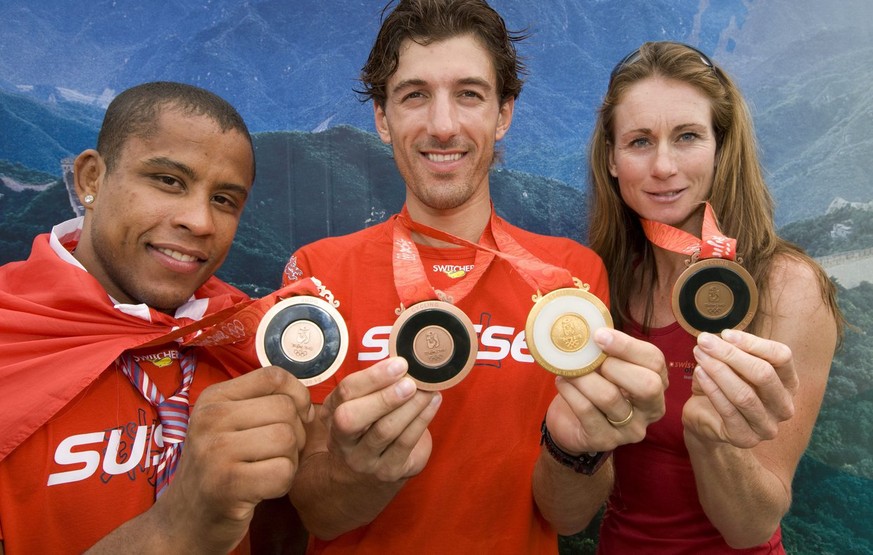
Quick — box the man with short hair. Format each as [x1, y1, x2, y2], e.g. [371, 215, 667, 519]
[283, 1, 668, 552]
[0, 81, 311, 554]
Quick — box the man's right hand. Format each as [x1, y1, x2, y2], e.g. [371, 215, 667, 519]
[149, 365, 313, 553]
[288, 357, 442, 540]
[322, 357, 442, 482]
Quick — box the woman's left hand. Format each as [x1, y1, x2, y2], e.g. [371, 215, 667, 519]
[682, 329, 798, 449]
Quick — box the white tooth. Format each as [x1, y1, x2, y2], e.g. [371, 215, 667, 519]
[158, 247, 197, 262]
[428, 153, 462, 162]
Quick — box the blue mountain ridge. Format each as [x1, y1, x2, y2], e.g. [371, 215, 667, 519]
[1, 0, 872, 223]
[1, 5, 873, 554]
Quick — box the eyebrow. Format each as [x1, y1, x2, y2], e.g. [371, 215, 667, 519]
[143, 156, 197, 180]
[620, 122, 709, 137]
[144, 156, 250, 200]
[674, 122, 708, 132]
[390, 76, 494, 96]
[457, 77, 493, 91]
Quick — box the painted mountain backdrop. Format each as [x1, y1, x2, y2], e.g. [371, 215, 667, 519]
[1, 2, 873, 554]
[2, 0, 872, 225]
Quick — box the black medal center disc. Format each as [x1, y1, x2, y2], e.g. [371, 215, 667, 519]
[389, 301, 477, 391]
[672, 259, 758, 336]
[256, 296, 349, 386]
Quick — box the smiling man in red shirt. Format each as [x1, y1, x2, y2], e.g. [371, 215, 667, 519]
[282, 1, 669, 552]
[0, 82, 312, 554]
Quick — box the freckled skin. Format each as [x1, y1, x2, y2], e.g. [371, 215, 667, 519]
[609, 76, 717, 233]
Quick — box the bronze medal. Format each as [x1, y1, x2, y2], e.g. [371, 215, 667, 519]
[525, 287, 613, 377]
[389, 300, 477, 391]
[255, 296, 348, 386]
[672, 258, 758, 336]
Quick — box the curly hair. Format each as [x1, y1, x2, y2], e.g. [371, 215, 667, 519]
[358, 0, 527, 107]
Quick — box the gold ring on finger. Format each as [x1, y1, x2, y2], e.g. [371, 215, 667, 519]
[606, 399, 634, 428]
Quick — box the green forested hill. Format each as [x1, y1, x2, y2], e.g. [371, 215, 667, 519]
[780, 205, 873, 257]
[783, 208, 873, 544]
[782, 281, 873, 554]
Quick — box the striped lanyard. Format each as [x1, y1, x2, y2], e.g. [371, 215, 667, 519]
[116, 349, 196, 498]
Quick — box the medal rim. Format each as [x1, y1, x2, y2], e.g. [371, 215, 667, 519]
[255, 295, 349, 386]
[389, 300, 477, 391]
[525, 288, 613, 377]
[672, 258, 759, 337]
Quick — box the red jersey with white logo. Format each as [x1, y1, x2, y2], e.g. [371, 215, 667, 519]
[0, 219, 257, 554]
[284, 213, 608, 554]
[0, 345, 248, 554]
[598, 321, 784, 554]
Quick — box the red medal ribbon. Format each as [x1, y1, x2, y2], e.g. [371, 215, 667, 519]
[166, 278, 323, 348]
[490, 217, 576, 292]
[392, 205, 575, 307]
[393, 209, 496, 306]
[640, 202, 737, 260]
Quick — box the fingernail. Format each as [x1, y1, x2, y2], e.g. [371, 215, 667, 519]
[697, 332, 715, 349]
[430, 392, 442, 408]
[395, 377, 416, 397]
[721, 328, 739, 343]
[594, 328, 612, 348]
[388, 358, 407, 377]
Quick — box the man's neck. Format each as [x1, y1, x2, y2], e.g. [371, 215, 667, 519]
[405, 195, 492, 247]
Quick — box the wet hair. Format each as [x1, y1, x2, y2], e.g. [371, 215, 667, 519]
[359, 0, 527, 107]
[588, 41, 842, 335]
[96, 81, 254, 175]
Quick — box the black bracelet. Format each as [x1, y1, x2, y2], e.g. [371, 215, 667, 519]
[540, 419, 612, 475]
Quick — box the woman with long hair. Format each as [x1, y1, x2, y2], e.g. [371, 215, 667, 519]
[587, 41, 842, 553]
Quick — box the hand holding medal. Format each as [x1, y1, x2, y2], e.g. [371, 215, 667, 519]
[641, 202, 758, 336]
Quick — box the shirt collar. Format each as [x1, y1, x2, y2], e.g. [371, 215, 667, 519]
[48, 217, 206, 323]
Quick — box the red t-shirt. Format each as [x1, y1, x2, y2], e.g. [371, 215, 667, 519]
[598, 321, 784, 554]
[0, 345, 253, 554]
[284, 214, 609, 554]
[0, 220, 258, 554]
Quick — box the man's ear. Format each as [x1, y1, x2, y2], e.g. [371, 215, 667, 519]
[72, 149, 106, 209]
[374, 102, 392, 145]
[495, 96, 515, 141]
